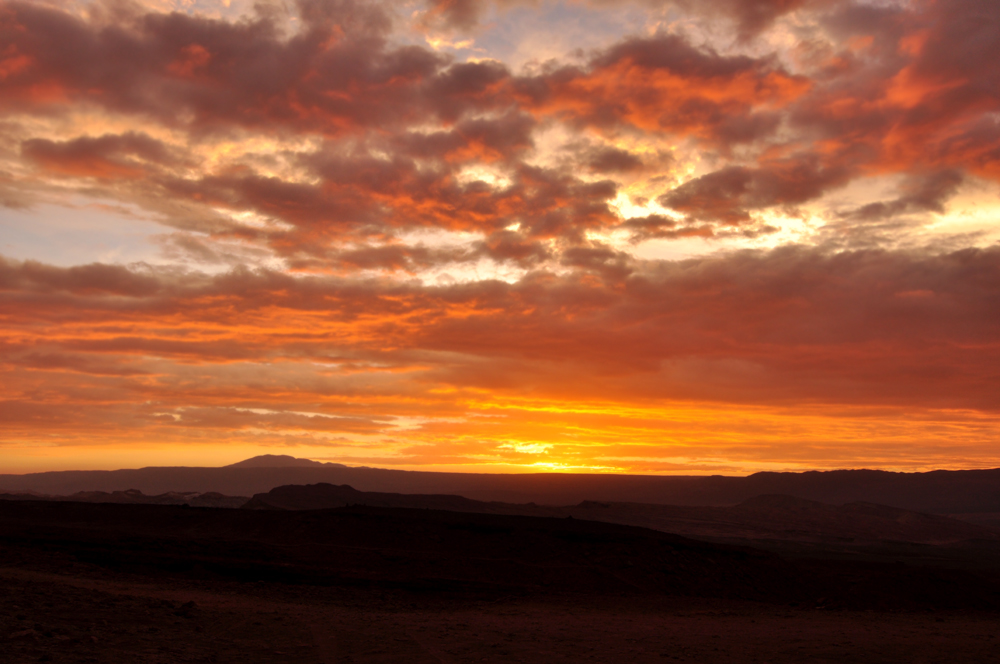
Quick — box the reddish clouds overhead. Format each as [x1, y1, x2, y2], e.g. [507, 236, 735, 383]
[1, 0, 999, 473]
[514, 34, 811, 144]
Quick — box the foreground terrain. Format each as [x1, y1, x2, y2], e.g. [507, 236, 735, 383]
[2, 500, 1000, 663]
[242, 484, 1000, 565]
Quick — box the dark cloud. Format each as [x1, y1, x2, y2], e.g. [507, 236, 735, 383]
[842, 170, 965, 222]
[618, 214, 716, 241]
[22, 132, 186, 179]
[0, 258, 163, 296]
[560, 243, 634, 281]
[424, 59, 511, 122]
[514, 33, 809, 145]
[0, 0, 468, 135]
[397, 111, 536, 163]
[659, 158, 848, 224]
[585, 145, 645, 173]
[474, 230, 551, 266]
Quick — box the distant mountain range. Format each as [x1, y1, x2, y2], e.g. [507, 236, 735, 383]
[3, 455, 1000, 519]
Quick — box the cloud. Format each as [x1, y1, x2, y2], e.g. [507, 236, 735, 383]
[658, 157, 849, 224]
[417, 0, 539, 33]
[474, 230, 551, 266]
[515, 33, 809, 145]
[0, 258, 164, 296]
[420, 0, 491, 32]
[785, 0, 1000, 181]
[396, 111, 536, 163]
[22, 132, 186, 179]
[3, 242, 1000, 471]
[617, 214, 715, 241]
[11, 0, 993, 258]
[839, 170, 964, 222]
[584, 145, 646, 173]
[2, 0, 1000, 471]
[670, 0, 832, 40]
[420, 0, 826, 39]
[3, 243, 1000, 410]
[0, 0, 450, 134]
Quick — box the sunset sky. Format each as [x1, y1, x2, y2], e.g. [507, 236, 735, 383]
[1, 0, 998, 474]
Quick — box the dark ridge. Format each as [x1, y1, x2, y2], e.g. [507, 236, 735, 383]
[3, 458, 1000, 515]
[224, 454, 338, 469]
[0, 489, 248, 509]
[242, 483, 507, 512]
[244, 484, 999, 548]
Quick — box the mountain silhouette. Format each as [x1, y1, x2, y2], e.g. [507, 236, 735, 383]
[224, 454, 336, 469]
[4, 457, 1000, 518]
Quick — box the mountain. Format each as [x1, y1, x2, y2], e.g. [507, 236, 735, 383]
[3, 458, 1000, 516]
[224, 454, 335, 469]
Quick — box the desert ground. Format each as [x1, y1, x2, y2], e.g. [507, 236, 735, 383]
[2, 499, 999, 663]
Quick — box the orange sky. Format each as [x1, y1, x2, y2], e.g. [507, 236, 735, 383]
[1, 0, 999, 474]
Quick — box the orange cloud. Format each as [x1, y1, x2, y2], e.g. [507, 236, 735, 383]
[3, 243, 1000, 471]
[2, 0, 1000, 474]
[516, 34, 809, 146]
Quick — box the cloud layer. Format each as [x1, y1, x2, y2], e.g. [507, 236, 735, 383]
[1, 0, 999, 472]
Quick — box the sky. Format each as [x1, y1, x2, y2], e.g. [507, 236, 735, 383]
[1, 0, 999, 474]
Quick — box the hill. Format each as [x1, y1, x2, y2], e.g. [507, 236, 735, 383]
[5, 499, 1000, 611]
[243, 483, 1000, 549]
[3, 457, 1000, 516]
[0, 489, 248, 508]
